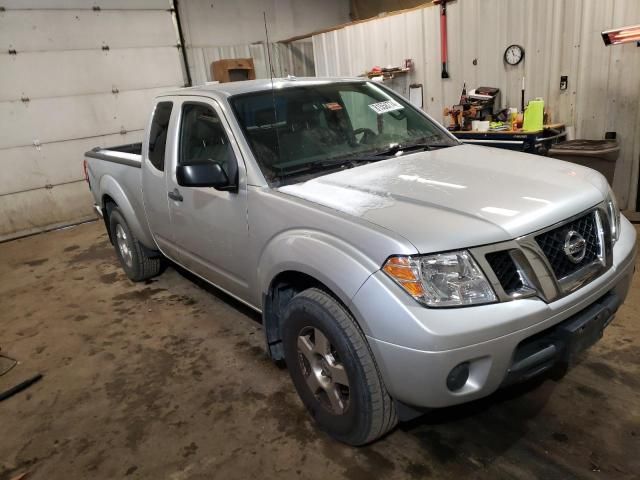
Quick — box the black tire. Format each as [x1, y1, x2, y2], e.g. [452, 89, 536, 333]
[108, 207, 162, 282]
[282, 288, 397, 445]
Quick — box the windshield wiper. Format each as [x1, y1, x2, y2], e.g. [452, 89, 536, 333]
[272, 141, 447, 181]
[315, 153, 383, 167]
[302, 143, 434, 170]
[272, 155, 377, 182]
[372, 142, 433, 157]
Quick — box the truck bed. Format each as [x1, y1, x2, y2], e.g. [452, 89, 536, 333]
[84, 142, 155, 249]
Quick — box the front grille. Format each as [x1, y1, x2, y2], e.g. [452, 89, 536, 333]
[535, 211, 600, 279]
[486, 250, 524, 295]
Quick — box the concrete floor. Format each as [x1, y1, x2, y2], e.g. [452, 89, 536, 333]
[0, 221, 639, 480]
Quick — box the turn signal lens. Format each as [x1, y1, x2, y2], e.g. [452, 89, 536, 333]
[382, 257, 417, 281]
[402, 281, 425, 297]
[382, 257, 425, 297]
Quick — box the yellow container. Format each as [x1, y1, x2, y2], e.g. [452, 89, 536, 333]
[523, 98, 544, 132]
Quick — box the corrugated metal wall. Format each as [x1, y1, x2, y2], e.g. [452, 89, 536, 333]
[184, 41, 315, 86]
[273, 41, 316, 78]
[0, 0, 185, 241]
[176, 0, 346, 85]
[312, 0, 640, 211]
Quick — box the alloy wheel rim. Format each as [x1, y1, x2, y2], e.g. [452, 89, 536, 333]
[297, 327, 350, 415]
[115, 224, 133, 268]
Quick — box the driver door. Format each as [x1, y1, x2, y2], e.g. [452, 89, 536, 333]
[166, 98, 250, 302]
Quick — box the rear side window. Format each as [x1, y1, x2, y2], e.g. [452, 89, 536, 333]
[148, 101, 173, 171]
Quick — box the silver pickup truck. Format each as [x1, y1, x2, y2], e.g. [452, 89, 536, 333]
[85, 78, 636, 445]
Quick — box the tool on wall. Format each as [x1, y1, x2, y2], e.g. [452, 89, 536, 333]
[434, 0, 454, 79]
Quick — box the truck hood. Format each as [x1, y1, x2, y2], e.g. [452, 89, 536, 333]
[277, 144, 609, 253]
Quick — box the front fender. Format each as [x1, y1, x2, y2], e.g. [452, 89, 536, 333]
[99, 174, 156, 248]
[258, 229, 380, 311]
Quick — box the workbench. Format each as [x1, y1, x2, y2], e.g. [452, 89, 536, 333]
[453, 124, 566, 155]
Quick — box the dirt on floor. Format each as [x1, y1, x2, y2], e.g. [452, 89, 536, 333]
[0, 221, 639, 480]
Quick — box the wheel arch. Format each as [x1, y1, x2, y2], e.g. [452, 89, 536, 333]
[98, 174, 156, 249]
[258, 230, 378, 361]
[263, 269, 369, 362]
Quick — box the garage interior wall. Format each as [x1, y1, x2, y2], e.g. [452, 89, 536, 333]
[0, 0, 185, 241]
[177, 0, 351, 84]
[313, 0, 640, 213]
[350, 0, 432, 21]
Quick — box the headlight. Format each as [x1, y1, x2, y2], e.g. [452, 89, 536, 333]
[382, 250, 497, 307]
[605, 188, 621, 243]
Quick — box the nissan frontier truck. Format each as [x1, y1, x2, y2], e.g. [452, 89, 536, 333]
[84, 78, 636, 445]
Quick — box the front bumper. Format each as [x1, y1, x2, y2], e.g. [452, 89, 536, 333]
[350, 217, 636, 408]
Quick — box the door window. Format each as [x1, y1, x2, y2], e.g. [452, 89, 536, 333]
[147, 101, 173, 171]
[179, 103, 236, 179]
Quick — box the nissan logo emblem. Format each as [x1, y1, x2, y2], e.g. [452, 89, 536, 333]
[563, 230, 587, 264]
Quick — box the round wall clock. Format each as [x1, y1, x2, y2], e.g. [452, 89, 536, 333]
[504, 44, 525, 65]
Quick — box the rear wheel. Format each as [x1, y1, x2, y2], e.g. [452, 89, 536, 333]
[108, 207, 162, 282]
[282, 288, 397, 445]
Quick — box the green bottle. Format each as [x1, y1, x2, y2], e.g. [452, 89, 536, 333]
[523, 98, 544, 132]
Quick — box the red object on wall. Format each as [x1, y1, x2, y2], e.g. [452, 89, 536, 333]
[601, 24, 640, 46]
[434, 0, 453, 79]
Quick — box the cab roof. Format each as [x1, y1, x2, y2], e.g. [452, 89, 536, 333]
[158, 77, 368, 99]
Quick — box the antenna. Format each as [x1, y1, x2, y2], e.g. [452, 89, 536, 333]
[263, 11, 276, 79]
[263, 12, 282, 174]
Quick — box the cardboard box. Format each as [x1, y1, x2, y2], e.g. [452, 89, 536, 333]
[211, 58, 256, 83]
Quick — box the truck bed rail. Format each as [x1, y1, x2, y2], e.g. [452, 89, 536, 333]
[85, 143, 142, 168]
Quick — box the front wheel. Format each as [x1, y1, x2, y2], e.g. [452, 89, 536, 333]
[282, 288, 397, 445]
[108, 207, 162, 282]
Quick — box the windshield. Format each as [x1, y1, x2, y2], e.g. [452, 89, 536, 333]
[230, 81, 458, 185]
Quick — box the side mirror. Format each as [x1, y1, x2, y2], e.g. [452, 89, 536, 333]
[176, 162, 236, 191]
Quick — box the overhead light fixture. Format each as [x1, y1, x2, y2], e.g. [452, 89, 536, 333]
[601, 24, 640, 46]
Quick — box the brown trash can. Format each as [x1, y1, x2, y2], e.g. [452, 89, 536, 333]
[548, 140, 620, 185]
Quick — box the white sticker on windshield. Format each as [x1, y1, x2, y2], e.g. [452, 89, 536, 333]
[368, 99, 404, 115]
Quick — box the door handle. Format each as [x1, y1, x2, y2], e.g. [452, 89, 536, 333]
[168, 188, 183, 202]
